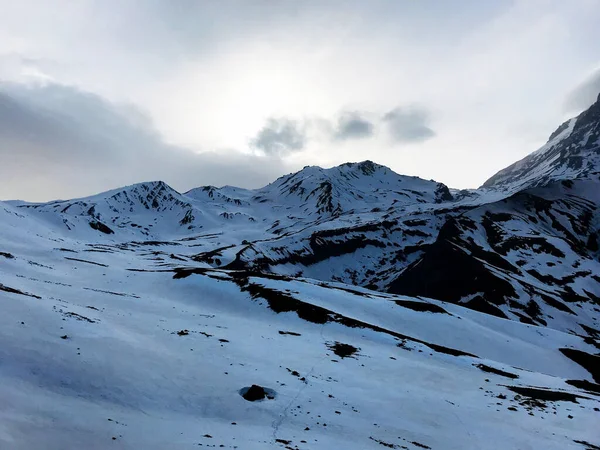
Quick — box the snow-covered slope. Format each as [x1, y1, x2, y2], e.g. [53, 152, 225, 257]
[389, 179, 600, 336]
[2, 93, 600, 449]
[4, 110, 600, 338]
[254, 161, 453, 216]
[6, 162, 462, 293]
[1, 211, 598, 449]
[9, 161, 453, 241]
[9, 181, 204, 239]
[483, 93, 600, 192]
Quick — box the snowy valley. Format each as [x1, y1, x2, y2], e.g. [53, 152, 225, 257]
[1, 94, 600, 449]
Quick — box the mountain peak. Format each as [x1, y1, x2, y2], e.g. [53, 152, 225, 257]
[339, 160, 381, 175]
[482, 93, 600, 191]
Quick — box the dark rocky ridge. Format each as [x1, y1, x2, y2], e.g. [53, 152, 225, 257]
[388, 179, 600, 333]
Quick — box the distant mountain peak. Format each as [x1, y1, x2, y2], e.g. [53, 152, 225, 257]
[339, 160, 381, 175]
[546, 119, 572, 142]
[105, 180, 187, 211]
[482, 91, 600, 191]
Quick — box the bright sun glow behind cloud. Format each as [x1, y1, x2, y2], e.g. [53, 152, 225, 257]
[150, 42, 336, 153]
[0, 0, 599, 200]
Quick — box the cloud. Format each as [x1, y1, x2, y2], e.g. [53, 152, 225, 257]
[334, 112, 374, 140]
[0, 82, 290, 201]
[382, 106, 435, 143]
[250, 107, 426, 153]
[250, 117, 307, 156]
[563, 67, 600, 113]
[1, 1, 599, 192]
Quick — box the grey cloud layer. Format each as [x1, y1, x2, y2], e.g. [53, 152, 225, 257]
[0, 82, 288, 201]
[2, 1, 599, 194]
[382, 107, 435, 143]
[251, 107, 433, 147]
[334, 112, 374, 140]
[251, 118, 306, 156]
[0, 80, 436, 202]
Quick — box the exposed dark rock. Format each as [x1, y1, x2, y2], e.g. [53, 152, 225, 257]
[89, 220, 114, 234]
[474, 364, 519, 379]
[573, 439, 600, 450]
[369, 436, 397, 448]
[278, 331, 302, 336]
[394, 299, 449, 314]
[505, 385, 587, 403]
[548, 119, 572, 142]
[63, 312, 95, 323]
[565, 379, 600, 395]
[388, 219, 517, 305]
[240, 385, 275, 402]
[434, 183, 453, 203]
[0, 283, 41, 299]
[559, 348, 600, 383]
[327, 342, 359, 359]
[64, 257, 108, 267]
[243, 282, 329, 324]
[464, 296, 509, 319]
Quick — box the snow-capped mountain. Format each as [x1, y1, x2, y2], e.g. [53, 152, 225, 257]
[10, 180, 200, 238]
[10, 161, 453, 240]
[2, 93, 600, 449]
[6, 94, 600, 338]
[389, 179, 600, 335]
[254, 161, 453, 216]
[483, 92, 600, 192]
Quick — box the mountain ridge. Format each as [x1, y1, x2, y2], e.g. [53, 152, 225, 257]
[4, 92, 600, 338]
[482, 91, 600, 192]
[2, 93, 600, 449]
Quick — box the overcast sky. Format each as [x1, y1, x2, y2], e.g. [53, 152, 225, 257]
[1, 0, 599, 201]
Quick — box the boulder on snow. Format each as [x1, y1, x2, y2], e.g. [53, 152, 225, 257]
[240, 385, 276, 402]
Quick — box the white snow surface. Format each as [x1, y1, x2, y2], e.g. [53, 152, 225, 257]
[1, 192, 599, 449]
[3, 90, 600, 450]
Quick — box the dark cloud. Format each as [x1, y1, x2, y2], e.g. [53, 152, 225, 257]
[0, 83, 157, 166]
[251, 118, 306, 156]
[563, 68, 600, 113]
[0, 82, 289, 201]
[334, 112, 374, 140]
[382, 106, 435, 143]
